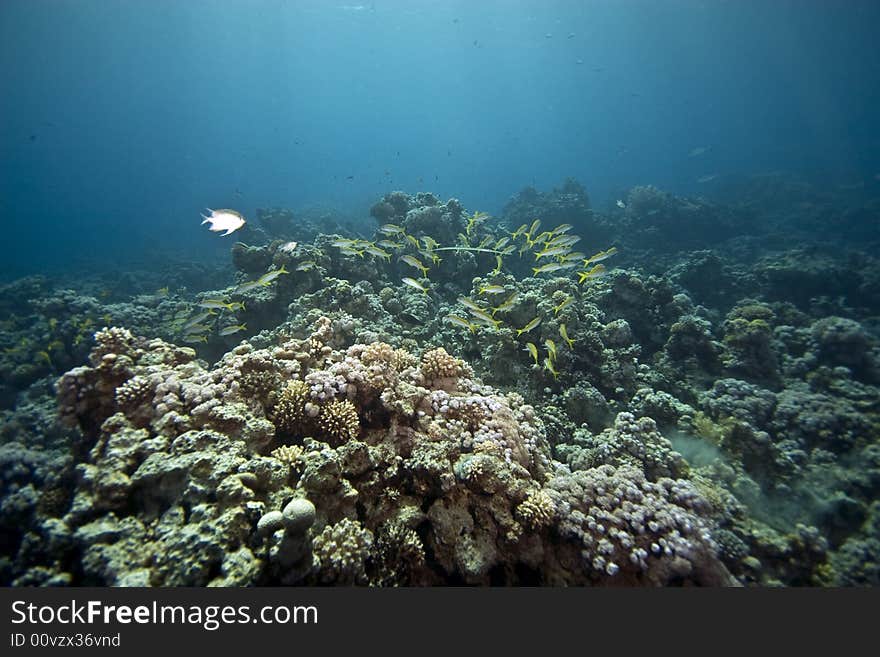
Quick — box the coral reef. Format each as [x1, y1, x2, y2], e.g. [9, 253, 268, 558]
[1, 177, 879, 588]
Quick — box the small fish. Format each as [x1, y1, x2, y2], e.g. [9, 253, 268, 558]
[278, 241, 298, 254]
[494, 237, 510, 249]
[458, 297, 484, 313]
[527, 219, 541, 237]
[201, 208, 246, 236]
[524, 342, 539, 365]
[543, 357, 559, 380]
[550, 223, 574, 235]
[553, 296, 573, 315]
[516, 317, 541, 336]
[500, 245, 516, 256]
[296, 260, 317, 272]
[616, 200, 626, 209]
[445, 315, 476, 333]
[340, 247, 365, 258]
[183, 323, 211, 334]
[697, 174, 719, 184]
[227, 301, 246, 311]
[532, 262, 565, 275]
[536, 231, 555, 244]
[478, 284, 506, 295]
[559, 324, 574, 349]
[219, 324, 247, 336]
[511, 223, 529, 238]
[378, 223, 405, 235]
[402, 277, 428, 294]
[184, 311, 216, 327]
[583, 247, 618, 265]
[545, 339, 558, 361]
[577, 264, 607, 284]
[467, 307, 501, 329]
[377, 240, 402, 250]
[399, 255, 429, 277]
[492, 292, 518, 316]
[365, 245, 392, 260]
[688, 145, 711, 157]
[331, 238, 359, 247]
[422, 235, 440, 249]
[491, 254, 503, 275]
[198, 298, 233, 310]
[535, 246, 572, 260]
[257, 265, 290, 286]
[465, 210, 489, 235]
[234, 280, 263, 295]
[155, 286, 170, 297]
[548, 235, 581, 248]
[182, 334, 209, 344]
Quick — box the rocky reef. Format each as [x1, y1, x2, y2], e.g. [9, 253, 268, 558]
[1, 178, 879, 587]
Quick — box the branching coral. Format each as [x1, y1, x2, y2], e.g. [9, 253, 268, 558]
[271, 380, 311, 435]
[318, 399, 360, 446]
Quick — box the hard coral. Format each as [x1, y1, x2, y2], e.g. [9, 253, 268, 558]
[419, 347, 469, 385]
[318, 399, 360, 446]
[272, 380, 310, 435]
[312, 517, 373, 584]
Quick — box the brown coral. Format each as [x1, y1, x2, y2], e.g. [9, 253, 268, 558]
[270, 444, 304, 470]
[318, 399, 360, 445]
[420, 347, 467, 382]
[272, 380, 310, 434]
[516, 489, 556, 530]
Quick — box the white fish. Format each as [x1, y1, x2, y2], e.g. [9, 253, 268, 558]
[201, 208, 246, 236]
[616, 200, 626, 209]
[279, 241, 298, 254]
[697, 174, 719, 184]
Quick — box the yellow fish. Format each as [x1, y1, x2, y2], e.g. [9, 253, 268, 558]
[399, 255, 429, 277]
[559, 324, 574, 349]
[467, 307, 501, 329]
[516, 317, 541, 336]
[553, 296, 573, 315]
[577, 264, 607, 284]
[523, 342, 539, 365]
[257, 265, 290, 286]
[583, 247, 618, 265]
[543, 357, 559, 380]
[445, 315, 476, 333]
[402, 277, 428, 294]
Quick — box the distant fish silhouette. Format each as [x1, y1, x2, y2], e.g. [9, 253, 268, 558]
[688, 145, 712, 157]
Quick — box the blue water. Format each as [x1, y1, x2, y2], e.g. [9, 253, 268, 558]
[2, 0, 879, 278]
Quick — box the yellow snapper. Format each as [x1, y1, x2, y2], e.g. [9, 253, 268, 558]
[201, 208, 246, 236]
[402, 277, 428, 294]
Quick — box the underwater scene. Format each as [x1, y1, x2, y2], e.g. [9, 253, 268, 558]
[1, 1, 879, 587]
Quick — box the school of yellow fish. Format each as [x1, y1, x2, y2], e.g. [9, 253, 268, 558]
[327, 211, 617, 379]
